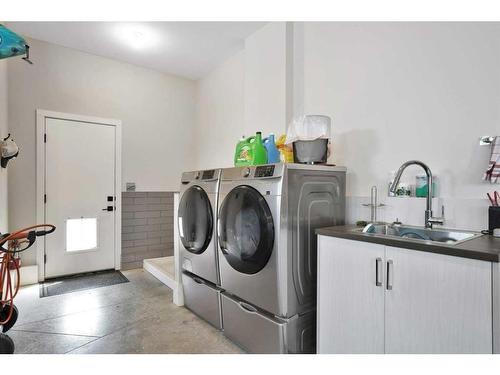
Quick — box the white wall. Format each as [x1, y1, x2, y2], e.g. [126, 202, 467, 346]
[195, 22, 500, 230]
[301, 22, 500, 200]
[194, 22, 291, 170]
[193, 50, 245, 170]
[244, 22, 291, 137]
[7, 38, 197, 265]
[0, 60, 7, 232]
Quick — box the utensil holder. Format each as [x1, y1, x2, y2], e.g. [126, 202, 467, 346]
[489, 206, 500, 234]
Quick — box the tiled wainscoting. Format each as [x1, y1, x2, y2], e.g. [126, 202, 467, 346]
[121, 192, 174, 270]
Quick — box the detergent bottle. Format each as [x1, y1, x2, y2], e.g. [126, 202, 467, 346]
[234, 135, 253, 167]
[263, 133, 280, 164]
[251, 132, 267, 165]
[276, 134, 294, 163]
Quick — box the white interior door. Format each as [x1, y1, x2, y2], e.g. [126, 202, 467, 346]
[44, 118, 116, 278]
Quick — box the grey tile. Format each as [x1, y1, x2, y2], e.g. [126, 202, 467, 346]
[148, 244, 168, 252]
[134, 224, 161, 233]
[146, 237, 161, 246]
[159, 224, 171, 232]
[161, 236, 174, 244]
[122, 218, 147, 226]
[122, 240, 135, 248]
[122, 254, 137, 263]
[147, 192, 170, 198]
[122, 226, 135, 234]
[122, 198, 135, 205]
[123, 204, 147, 212]
[122, 232, 147, 241]
[132, 239, 148, 246]
[145, 204, 166, 211]
[145, 250, 166, 259]
[147, 216, 169, 225]
[147, 231, 164, 239]
[121, 246, 147, 255]
[133, 198, 148, 205]
[135, 211, 161, 219]
[122, 212, 134, 219]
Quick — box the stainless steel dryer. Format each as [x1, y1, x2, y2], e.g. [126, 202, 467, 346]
[217, 163, 346, 353]
[178, 169, 222, 329]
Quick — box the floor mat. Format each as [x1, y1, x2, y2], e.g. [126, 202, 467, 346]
[39, 270, 129, 298]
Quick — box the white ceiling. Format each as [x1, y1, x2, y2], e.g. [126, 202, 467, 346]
[7, 22, 266, 80]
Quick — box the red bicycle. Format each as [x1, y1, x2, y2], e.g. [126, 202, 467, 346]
[0, 224, 55, 354]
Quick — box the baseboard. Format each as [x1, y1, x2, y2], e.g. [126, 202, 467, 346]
[19, 265, 38, 286]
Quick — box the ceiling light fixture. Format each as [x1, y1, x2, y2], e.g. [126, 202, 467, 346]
[113, 23, 160, 50]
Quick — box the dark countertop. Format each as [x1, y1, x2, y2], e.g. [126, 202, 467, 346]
[316, 225, 500, 263]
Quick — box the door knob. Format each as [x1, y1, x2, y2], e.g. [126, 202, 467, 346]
[102, 206, 114, 211]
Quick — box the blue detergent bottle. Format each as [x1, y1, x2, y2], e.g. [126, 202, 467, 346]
[263, 133, 280, 164]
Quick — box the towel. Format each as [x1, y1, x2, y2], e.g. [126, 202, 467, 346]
[484, 136, 500, 183]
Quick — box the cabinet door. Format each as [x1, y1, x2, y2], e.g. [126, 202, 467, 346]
[385, 246, 492, 353]
[317, 236, 385, 353]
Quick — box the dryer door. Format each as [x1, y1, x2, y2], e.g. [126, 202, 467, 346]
[178, 185, 214, 254]
[218, 185, 274, 275]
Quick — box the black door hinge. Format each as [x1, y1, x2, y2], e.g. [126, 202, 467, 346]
[44, 254, 47, 264]
[44, 194, 47, 204]
[44, 133, 47, 143]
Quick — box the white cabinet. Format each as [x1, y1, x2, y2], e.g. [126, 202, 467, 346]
[317, 236, 385, 353]
[385, 246, 492, 353]
[317, 236, 493, 354]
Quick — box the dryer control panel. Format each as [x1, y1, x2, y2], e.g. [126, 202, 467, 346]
[254, 165, 275, 178]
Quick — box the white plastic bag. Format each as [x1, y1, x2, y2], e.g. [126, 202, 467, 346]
[285, 115, 331, 144]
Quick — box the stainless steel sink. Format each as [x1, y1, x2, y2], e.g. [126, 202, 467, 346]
[354, 223, 482, 245]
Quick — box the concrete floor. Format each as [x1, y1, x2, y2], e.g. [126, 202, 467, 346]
[8, 269, 243, 354]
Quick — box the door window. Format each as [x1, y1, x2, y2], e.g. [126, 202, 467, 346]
[178, 186, 213, 254]
[218, 185, 274, 274]
[66, 218, 98, 252]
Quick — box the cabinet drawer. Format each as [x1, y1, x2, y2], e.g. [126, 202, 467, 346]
[182, 272, 222, 330]
[221, 292, 287, 353]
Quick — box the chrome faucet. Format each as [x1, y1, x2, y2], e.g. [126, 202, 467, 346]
[389, 160, 444, 229]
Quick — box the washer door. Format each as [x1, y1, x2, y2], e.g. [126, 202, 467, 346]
[178, 186, 213, 254]
[218, 185, 274, 274]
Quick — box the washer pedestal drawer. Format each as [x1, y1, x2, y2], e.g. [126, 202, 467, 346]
[221, 292, 315, 353]
[182, 272, 222, 330]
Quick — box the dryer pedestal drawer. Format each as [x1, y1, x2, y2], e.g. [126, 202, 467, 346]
[182, 272, 222, 330]
[221, 293, 315, 354]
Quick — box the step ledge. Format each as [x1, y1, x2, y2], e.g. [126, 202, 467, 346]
[143, 256, 176, 290]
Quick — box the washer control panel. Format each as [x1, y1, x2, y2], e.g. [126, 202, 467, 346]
[202, 170, 215, 180]
[254, 165, 275, 178]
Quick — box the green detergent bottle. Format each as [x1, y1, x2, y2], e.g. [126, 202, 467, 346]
[234, 135, 253, 166]
[251, 132, 267, 165]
